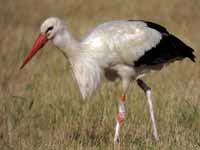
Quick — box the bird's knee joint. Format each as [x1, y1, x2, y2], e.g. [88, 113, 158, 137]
[137, 79, 151, 91]
[146, 87, 151, 92]
[142, 86, 151, 93]
[146, 89, 151, 95]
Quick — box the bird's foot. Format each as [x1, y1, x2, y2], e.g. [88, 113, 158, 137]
[114, 136, 120, 144]
[154, 134, 159, 142]
[114, 121, 120, 144]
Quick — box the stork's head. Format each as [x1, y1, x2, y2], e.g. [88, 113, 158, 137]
[20, 17, 64, 69]
[40, 17, 65, 40]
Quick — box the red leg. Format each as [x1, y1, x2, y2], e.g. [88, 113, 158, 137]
[114, 95, 126, 142]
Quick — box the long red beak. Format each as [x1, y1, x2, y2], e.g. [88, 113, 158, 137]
[20, 34, 48, 69]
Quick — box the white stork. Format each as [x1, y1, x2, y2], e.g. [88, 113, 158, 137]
[20, 17, 195, 142]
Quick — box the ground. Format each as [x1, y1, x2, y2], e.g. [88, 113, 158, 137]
[0, 0, 200, 149]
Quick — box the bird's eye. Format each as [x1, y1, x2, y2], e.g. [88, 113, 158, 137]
[45, 26, 54, 33]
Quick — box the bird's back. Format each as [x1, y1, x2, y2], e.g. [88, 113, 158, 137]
[81, 20, 162, 66]
[75, 20, 195, 97]
[81, 20, 195, 68]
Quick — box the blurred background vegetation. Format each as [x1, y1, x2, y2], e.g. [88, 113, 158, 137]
[0, 0, 200, 149]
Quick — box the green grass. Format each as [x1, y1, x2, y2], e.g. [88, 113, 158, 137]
[1, 86, 200, 149]
[1, 0, 200, 149]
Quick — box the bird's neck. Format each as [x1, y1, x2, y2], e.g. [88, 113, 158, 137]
[53, 28, 82, 59]
[53, 28, 102, 98]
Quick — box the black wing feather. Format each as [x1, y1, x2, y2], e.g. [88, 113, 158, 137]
[128, 20, 196, 67]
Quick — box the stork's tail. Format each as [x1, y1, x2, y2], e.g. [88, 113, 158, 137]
[168, 34, 196, 62]
[134, 34, 196, 67]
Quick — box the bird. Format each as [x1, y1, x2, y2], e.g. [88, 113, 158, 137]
[20, 17, 195, 142]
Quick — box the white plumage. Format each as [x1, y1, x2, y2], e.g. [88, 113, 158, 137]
[50, 19, 162, 97]
[20, 17, 195, 142]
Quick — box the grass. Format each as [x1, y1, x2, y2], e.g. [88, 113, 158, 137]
[0, 0, 200, 149]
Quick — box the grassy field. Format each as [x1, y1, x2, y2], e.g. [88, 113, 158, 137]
[0, 0, 200, 149]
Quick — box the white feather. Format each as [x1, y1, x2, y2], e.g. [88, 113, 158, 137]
[70, 54, 102, 99]
[42, 18, 163, 98]
[36, 17, 179, 141]
[82, 20, 162, 65]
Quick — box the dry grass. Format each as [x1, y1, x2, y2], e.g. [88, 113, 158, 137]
[0, 0, 200, 149]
